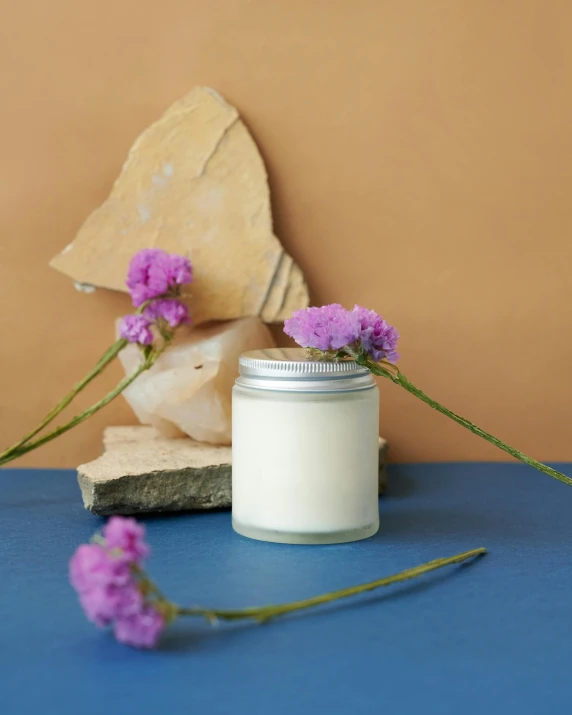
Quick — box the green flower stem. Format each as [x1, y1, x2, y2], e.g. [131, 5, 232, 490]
[175, 547, 486, 623]
[0, 338, 128, 463]
[0, 299, 158, 464]
[360, 357, 572, 488]
[0, 349, 161, 466]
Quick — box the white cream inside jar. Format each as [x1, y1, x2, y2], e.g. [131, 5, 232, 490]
[232, 348, 380, 545]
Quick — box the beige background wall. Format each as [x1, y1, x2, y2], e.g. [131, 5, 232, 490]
[1, 0, 571, 468]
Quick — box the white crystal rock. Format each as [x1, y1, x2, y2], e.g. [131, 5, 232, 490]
[118, 317, 275, 444]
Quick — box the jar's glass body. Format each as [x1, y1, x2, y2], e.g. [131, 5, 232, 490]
[232, 382, 380, 544]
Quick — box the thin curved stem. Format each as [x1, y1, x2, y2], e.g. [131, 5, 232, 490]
[0, 350, 162, 466]
[0, 298, 159, 463]
[360, 357, 572, 488]
[0, 339, 128, 462]
[176, 547, 486, 623]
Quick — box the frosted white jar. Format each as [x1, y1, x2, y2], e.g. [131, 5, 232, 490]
[232, 348, 380, 544]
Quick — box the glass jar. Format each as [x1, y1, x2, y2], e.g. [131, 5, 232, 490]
[232, 348, 380, 544]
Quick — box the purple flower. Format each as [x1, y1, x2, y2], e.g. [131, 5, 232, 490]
[69, 544, 131, 593]
[119, 315, 154, 345]
[127, 249, 171, 306]
[69, 544, 135, 627]
[284, 304, 361, 351]
[145, 299, 191, 328]
[168, 254, 193, 286]
[284, 303, 400, 364]
[353, 305, 400, 363]
[78, 582, 144, 628]
[70, 518, 163, 647]
[103, 516, 151, 565]
[126, 249, 192, 307]
[114, 606, 165, 649]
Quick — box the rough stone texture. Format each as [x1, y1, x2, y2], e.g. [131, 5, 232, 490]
[103, 425, 164, 451]
[117, 317, 276, 444]
[78, 428, 232, 515]
[78, 426, 389, 516]
[49, 87, 309, 325]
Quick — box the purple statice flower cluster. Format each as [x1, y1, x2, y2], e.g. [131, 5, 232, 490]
[283, 304, 361, 352]
[284, 304, 400, 364]
[119, 249, 193, 346]
[69, 516, 164, 648]
[144, 299, 190, 328]
[119, 315, 154, 346]
[126, 248, 192, 307]
[353, 305, 400, 363]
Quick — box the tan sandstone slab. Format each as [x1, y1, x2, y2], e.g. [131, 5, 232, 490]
[49, 87, 309, 325]
[78, 426, 388, 516]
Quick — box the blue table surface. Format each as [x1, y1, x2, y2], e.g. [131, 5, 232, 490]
[1, 463, 572, 715]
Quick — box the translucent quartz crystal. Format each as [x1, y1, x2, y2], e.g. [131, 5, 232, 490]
[119, 317, 275, 444]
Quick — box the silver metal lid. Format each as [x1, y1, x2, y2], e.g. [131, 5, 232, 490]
[236, 348, 375, 393]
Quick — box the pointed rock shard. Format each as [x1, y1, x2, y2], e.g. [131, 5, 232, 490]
[50, 87, 309, 324]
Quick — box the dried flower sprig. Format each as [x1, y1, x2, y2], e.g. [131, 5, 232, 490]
[0, 249, 192, 467]
[70, 516, 486, 648]
[284, 303, 572, 488]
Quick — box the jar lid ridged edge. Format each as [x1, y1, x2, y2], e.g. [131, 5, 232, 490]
[238, 348, 370, 380]
[239, 357, 364, 375]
